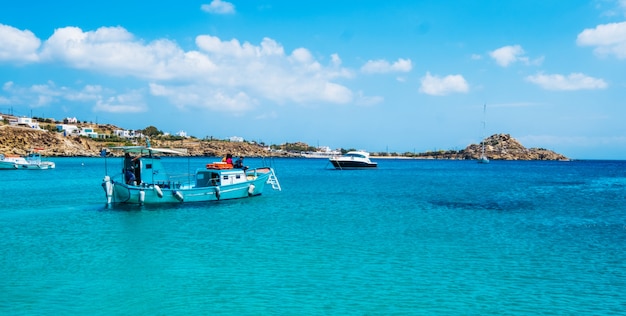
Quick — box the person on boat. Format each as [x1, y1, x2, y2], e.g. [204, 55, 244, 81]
[124, 153, 141, 184]
[124, 153, 140, 171]
[234, 156, 248, 171]
[125, 168, 136, 185]
[222, 153, 233, 165]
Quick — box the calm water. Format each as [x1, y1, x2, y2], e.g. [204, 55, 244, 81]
[1, 157, 625, 315]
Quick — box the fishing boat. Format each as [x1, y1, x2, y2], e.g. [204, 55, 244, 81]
[0, 152, 56, 170]
[101, 145, 281, 205]
[478, 104, 490, 164]
[329, 151, 377, 169]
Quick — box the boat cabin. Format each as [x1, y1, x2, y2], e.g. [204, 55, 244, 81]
[195, 169, 248, 188]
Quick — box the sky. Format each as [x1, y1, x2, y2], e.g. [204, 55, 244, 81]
[1, 0, 625, 159]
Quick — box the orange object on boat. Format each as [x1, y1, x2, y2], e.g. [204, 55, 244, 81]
[206, 162, 233, 169]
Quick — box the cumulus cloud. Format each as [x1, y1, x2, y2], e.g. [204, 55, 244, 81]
[525, 72, 608, 90]
[201, 0, 235, 14]
[489, 45, 527, 67]
[360, 58, 412, 74]
[40, 26, 216, 80]
[419, 72, 469, 96]
[193, 35, 354, 105]
[0, 24, 41, 63]
[0, 24, 356, 113]
[576, 21, 626, 59]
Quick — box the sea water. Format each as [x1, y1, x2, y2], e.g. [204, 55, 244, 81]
[0, 157, 625, 315]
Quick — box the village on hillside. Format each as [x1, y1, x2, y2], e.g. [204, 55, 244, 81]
[0, 113, 569, 160]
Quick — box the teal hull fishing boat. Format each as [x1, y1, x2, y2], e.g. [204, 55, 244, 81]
[101, 145, 281, 205]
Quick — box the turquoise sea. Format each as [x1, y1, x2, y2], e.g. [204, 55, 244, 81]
[1, 157, 625, 315]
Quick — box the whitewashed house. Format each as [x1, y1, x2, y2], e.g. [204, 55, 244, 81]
[80, 127, 98, 138]
[114, 129, 143, 139]
[56, 124, 79, 135]
[15, 117, 40, 129]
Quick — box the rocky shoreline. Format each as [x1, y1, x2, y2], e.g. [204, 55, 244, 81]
[0, 125, 568, 161]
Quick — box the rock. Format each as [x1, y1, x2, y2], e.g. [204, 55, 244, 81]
[463, 133, 568, 161]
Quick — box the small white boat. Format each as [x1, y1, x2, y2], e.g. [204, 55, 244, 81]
[101, 145, 281, 205]
[301, 146, 342, 159]
[0, 152, 56, 170]
[329, 151, 377, 169]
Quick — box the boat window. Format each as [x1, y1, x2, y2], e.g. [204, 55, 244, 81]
[236, 174, 241, 179]
[223, 175, 229, 180]
[146, 164, 152, 169]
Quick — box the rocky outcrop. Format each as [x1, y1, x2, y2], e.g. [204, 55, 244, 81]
[409, 133, 568, 160]
[0, 125, 97, 156]
[463, 134, 568, 160]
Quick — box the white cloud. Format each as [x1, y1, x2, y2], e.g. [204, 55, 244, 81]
[93, 91, 147, 113]
[525, 72, 608, 90]
[40, 26, 216, 80]
[360, 58, 412, 74]
[193, 35, 354, 105]
[576, 21, 626, 59]
[201, 0, 235, 15]
[0, 24, 40, 62]
[2, 23, 357, 114]
[2, 80, 147, 113]
[419, 72, 469, 96]
[65, 85, 107, 102]
[150, 83, 255, 113]
[489, 45, 530, 67]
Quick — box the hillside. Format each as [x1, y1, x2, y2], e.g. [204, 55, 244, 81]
[0, 125, 291, 158]
[0, 125, 568, 160]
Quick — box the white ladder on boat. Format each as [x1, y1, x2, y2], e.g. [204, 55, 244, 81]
[267, 169, 282, 191]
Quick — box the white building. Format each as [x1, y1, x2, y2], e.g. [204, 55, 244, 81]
[114, 129, 143, 139]
[229, 136, 244, 142]
[56, 124, 79, 135]
[15, 117, 40, 129]
[80, 127, 98, 138]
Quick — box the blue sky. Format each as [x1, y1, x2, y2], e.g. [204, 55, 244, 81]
[1, 0, 625, 159]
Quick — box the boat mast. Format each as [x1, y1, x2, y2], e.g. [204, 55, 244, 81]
[481, 103, 486, 157]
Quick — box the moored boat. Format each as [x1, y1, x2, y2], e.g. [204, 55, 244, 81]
[0, 152, 56, 170]
[101, 145, 281, 205]
[329, 151, 377, 169]
[477, 103, 490, 164]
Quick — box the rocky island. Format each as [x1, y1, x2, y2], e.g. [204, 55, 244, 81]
[411, 133, 569, 161]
